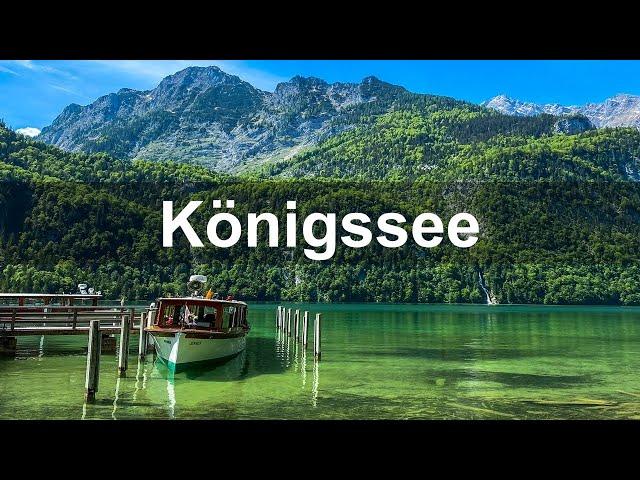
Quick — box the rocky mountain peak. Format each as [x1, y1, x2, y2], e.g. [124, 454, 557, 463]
[155, 65, 232, 91]
[610, 93, 638, 102]
[272, 76, 359, 113]
[359, 75, 378, 84]
[147, 65, 260, 111]
[287, 75, 328, 86]
[482, 95, 553, 116]
[359, 75, 406, 100]
[483, 93, 640, 129]
[273, 76, 330, 98]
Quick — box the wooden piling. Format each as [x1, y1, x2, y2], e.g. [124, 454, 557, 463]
[146, 310, 155, 353]
[138, 312, 147, 360]
[85, 320, 101, 402]
[294, 309, 300, 340]
[118, 309, 132, 377]
[314, 313, 322, 361]
[302, 311, 309, 348]
[287, 308, 292, 336]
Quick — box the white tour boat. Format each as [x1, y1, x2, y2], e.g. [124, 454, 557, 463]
[145, 276, 249, 371]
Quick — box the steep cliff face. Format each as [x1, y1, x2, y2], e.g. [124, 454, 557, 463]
[553, 115, 594, 134]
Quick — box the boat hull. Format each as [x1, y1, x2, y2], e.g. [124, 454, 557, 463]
[151, 332, 246, 370]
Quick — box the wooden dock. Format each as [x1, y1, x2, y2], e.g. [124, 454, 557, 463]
[1, 304, 155, 402]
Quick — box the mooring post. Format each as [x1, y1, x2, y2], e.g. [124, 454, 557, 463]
[276, 306, 280, 329]
[302, 311, 309, 348]
[85, 320, 101, 402]
[138, 312, 147, 360]
[314, 313, 322, 361]
[118, 309, 132, 377]
[146, 310, 155, 353]
[287, 308, 292, 335]
[294, 309, 300, 340]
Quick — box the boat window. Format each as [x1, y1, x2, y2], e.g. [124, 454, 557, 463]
[202, 306, 217, 328]
[223, 306, 237, 329]
[159, 304, 183, 327]
[182, 304, 217, 329]
[183, 304, 200, 327]
[159, 305, 179, 327]
[159, 303, 219, 329]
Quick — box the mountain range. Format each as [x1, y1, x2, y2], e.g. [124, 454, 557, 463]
[34, 66, 640, 180]
[482, 93, 640, 129]
[38, 67, 412, 172]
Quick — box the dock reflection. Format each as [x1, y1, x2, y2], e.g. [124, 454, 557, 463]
[277, 328, 320, 407]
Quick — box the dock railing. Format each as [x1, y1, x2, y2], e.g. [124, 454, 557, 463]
[0, 305, 144, 335]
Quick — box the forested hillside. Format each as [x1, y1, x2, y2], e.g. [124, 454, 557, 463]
[3, 121, 640, 304]
[256, 107, 640, 181]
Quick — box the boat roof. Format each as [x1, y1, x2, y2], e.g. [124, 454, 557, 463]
[0, 293, 102, 299]
[157, 297, 247, 307]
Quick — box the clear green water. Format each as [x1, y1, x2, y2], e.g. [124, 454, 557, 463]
[2, 303, 640, 419]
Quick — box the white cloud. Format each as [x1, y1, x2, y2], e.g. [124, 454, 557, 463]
[48, 83, 89, 99]
[16, 127, 41, 137]
[0, 64, 18, 75]
[13, 60, 37, 70]
[9, 60, 78, 80]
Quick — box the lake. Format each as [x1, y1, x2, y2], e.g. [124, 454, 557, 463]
[2, 303, 640, 419]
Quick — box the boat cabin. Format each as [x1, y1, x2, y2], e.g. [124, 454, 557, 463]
[154, 298, 248, 331]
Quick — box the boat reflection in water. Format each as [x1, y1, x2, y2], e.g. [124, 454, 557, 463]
[147, 328, 320, 419]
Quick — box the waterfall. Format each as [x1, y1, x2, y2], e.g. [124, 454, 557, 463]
[478, 271, 495, 305]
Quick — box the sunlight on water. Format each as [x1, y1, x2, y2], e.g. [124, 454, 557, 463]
[2, 303, 640, 419]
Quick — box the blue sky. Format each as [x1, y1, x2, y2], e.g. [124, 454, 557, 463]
[2, 60, 640, 134]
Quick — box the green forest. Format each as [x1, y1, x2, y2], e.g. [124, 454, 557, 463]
[3, 90, 640, 304]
